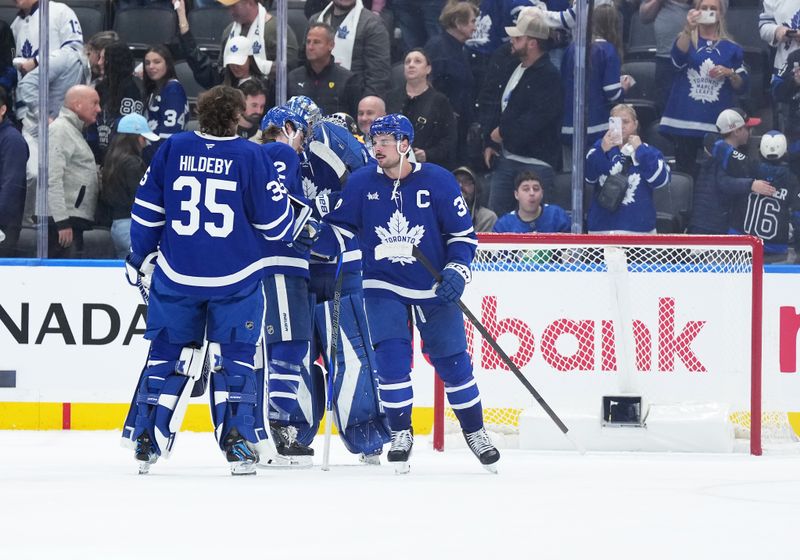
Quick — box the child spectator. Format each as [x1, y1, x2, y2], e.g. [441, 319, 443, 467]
[493, 170, 569, 233]
[454, 166, 497, 232]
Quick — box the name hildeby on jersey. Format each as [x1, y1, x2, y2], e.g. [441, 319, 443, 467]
[178, 156, 233, 176]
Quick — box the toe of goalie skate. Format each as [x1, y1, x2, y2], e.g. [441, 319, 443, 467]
[257, 454, 314, 469]
[137, 460, 155, 475]
[393, 461, 411, 475]
[230, 461, 258, 476]
[482, 463, 498, 474]
[359, 452, 381, 466]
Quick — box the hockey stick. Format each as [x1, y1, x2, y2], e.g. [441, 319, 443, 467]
[322, 254, 346, 471]
[375, 243, 584, 453]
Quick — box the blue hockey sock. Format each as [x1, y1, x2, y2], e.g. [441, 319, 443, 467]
[432, 352, 484, 433]
[375, 338, 413, 430]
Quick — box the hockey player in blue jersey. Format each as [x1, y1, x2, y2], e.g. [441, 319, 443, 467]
[256, 105, 319, 465]
[121, 86, 296, 475]
[315, 114, 501, 473]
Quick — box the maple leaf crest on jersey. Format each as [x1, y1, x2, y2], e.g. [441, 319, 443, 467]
[374, 210, 425, 265]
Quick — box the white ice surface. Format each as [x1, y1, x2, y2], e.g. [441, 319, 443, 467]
[1, 431, 799, 560]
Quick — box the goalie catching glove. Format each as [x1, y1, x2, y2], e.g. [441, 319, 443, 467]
[290, 217, 320, 254]
[435, 262, 471, 304]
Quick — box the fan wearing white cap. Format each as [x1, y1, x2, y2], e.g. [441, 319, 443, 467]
[101, 113, 159, 259]
[728, 130, 800, 263]
[222, 35, 266, 88]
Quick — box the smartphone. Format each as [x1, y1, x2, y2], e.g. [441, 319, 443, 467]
[608, 116, 622, 145]
[697, 10, 716, 24]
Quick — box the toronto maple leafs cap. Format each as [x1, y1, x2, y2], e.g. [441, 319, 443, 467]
[505, 7, 550, 40]
[716, 108, 761, 135]
[223, 35, 252, 67]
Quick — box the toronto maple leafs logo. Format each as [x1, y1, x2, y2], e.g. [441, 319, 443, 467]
[621, 173, 640, 205]
[466, 14, 492, 47]
[687, 58, 724, 104]
[21, 39, 33, 59]
[374, 210, 425, 265]
[337, 26, 350, 40]
[302, 176, 330, 199]
[252, 41, 262, 55]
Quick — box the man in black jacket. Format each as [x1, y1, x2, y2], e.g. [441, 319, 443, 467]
[0, 87, 28, 257]
[288, 22, 360, 116]
[480, 7, 562, 217]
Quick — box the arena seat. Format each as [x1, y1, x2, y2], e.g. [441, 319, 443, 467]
[187, 6, 231, 54]
[114, 7, 177, 53]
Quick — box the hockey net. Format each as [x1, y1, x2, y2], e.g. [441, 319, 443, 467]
[431, 234, 795, 455]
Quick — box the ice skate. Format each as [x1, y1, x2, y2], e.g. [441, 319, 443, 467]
[224, 428, 258, 476]
[269, 422, 314, 467]
[358, 451, 381, 466]
[463, 428, 500, 473]
[387, 428, 413, 474]
[134, 433, 158, 475]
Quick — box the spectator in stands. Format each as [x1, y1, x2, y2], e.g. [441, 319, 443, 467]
[426, 0, 478, 168]
[561, 3, 631, 169]
[236, 79, 267, 140]
[481, 7, 562, 217]
[101, 113, 157, 259]
[46, 85, 101, 258]
[176, 0, 298, 90]
[288, 22, 360, 115]
[85, 31, 119, 87]
[387, 48, 457, 169]
[493, 170, 569, 233]
[772, 48, 800, 179]
[143, 45, 188, 158]
[659, 0, 747, 178]
[0, 87, 28, 258]
[0, 21, 15, 96]
[639, 0, 692, 111]
[454, 166, 497, 232]
[586, 104, 671, 234]
[309, 0, 392, 99]
[393, 0, 446, 53]
[688, 108, 775, 235]
[759, 0, 800, 95]
[357, 94, 386, 155]
[92, 42, 144, 163]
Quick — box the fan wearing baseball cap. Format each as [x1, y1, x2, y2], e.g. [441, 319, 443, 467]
[688, 107, 776, 235]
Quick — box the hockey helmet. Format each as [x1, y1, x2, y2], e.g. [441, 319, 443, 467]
[260, 106, 308, 136]
[286, 95, 322, 128]
[760, 130, 787, 161]
[369, 113, 414, 144]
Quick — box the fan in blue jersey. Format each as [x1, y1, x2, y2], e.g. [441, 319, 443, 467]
[727, 131, 800, 263]
[254, 105, 320, 465]
[493, 170, 570, 233]
[315, 114, 501, 473]
[586, 104, 671, 234]
[121, 86, 296, 476]
[143, 46, 189, 161]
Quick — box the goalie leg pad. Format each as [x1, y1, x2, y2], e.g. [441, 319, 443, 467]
[266, 340, 308, 423]
[315, 292, 391, 454]
[431, 352, 484, 434]
[210, 342, 262, 449]
[374, 337, 414, 431]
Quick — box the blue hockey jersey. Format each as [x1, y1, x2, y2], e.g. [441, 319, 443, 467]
[660, 38, 748, 137]
[260, 141, 311, 278]
[147, 79, 189, 145]
[467, 0, 572, 55]
[131, 131, 295, 296]
[493, 205, 570, 233]
[319, 162, 478, 305]
[585, 139, 671, 232]
[561, 39, 623, 145]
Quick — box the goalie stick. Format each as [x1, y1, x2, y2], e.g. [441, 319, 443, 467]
[322, 253, 346, 471]
[375, 242, 584, 454]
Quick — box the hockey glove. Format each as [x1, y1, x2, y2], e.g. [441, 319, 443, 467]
[291, 217, 320, 254]
[435, 262, 471, 304]
[125, 251, 158, 294]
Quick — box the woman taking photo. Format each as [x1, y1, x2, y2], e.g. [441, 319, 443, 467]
[143, 45, 189, 157]
[659, 0, 747, 177]
[386, 48, 457, 169]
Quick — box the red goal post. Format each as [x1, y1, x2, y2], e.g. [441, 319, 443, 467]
[432, 233, 764, 455]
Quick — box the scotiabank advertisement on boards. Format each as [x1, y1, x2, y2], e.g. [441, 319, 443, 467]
[0, 262, 799, 426]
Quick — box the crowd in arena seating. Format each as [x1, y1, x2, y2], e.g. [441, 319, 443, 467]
[0, 0, 799, 262]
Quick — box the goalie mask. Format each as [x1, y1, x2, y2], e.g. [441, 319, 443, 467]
[286, 95, 322, 129]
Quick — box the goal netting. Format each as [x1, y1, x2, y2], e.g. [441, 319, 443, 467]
[433, 234, 795, 455]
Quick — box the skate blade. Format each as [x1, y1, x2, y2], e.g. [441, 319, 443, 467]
[137, 461, 153, 475]
[482, 463, 498, 474]
[257, 454, 313, 469]
[393, 461, 411, 475]
[230, 461, 257, 476]
[359, 454, 381, 466]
